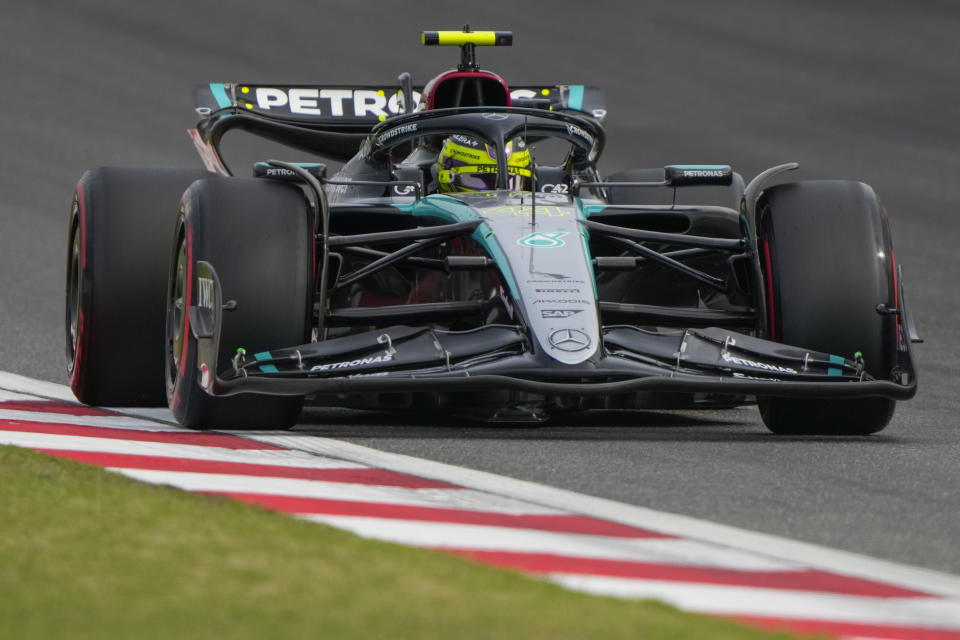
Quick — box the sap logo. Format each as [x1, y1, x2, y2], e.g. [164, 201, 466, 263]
[541, 309, 582, 319]
[254, 88, 423, 117]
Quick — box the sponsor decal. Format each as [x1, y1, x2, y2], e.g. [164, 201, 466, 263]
[541, 309, 582, 319]
[510, 88, 553, 101]
[535, 288, 579, 293]
[683, 169, 727, 178]
[484, 205, 571, 218]
[528, 274, 580, 282]
[549, 328, 592, 352]
[481, 112, 509, 120]
[732, 371, 779, 381]
[517, 231, 569, 248]
[540, 183, 569, 194]
[264, 167, 297, 177]
[565, 123, 594, 145]
[377, 123, 417, 145]
[188, 129, 228, 175]
[310, 354, 393, 373]
[250, 88, 422, 118]
[721, 352, 797, 375]
[450, 134, 481, 148]
[393, 184, 415, 196]
[197, 276, 215, 310]
[199, 363, 212, 390]
[533, 298, 592, 304]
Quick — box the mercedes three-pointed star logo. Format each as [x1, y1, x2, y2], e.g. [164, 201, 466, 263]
[548, 328, 591, 352]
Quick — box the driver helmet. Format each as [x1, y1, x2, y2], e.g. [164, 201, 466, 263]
[437, 135, 531, 192]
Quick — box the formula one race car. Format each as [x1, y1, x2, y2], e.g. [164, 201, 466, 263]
[66, 29, 920, 434]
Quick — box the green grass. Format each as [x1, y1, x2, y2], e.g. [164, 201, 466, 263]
[0, 445, 810, 639]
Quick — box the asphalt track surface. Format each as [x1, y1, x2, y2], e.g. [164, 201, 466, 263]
[1, 0, 958, 577]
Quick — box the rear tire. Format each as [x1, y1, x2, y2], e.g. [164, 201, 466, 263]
[757, 181, 897, 435]
[67, 167, 210, 406]
[165, 176, 312, 429]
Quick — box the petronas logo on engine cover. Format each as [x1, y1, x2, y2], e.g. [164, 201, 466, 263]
[517, 232, 568, 248]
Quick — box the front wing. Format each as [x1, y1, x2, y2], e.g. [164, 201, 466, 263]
[190, 262, 917, 403]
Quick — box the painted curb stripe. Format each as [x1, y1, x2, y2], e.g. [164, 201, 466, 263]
[3, 382, 960, 640]
[298, 516, 800, 570]
[41, 450, 456, 488]
[217, 491, 667, 538]
[1, 433, 363, 467]
[731, 615, 960, 640]
[0, 399, 117, 416]
[550, 575, 960, 627]
[0, 408, 184, 430]
[113, 468, 561, 515]
[442, 549, 929, 597]
[1, 421, 282, 449]
[253, 433, 960, 598]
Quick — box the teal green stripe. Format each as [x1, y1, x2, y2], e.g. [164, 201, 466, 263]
[472, 224, 519, 299]
[255, 162, 323, 170]
[259, 364, 279, 374]
[210, 83, 231, 109]
[568, 85, 584, 111]
[827, 354, 844, 376]
[577, 203, 598, 297]
[254, 351, 272, 361]
[582, 205, 605, 219]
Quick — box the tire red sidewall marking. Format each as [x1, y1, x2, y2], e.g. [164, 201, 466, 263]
[761, 234, 776, 342]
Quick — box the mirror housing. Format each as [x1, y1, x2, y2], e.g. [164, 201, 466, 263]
[665, 164, 733, 187]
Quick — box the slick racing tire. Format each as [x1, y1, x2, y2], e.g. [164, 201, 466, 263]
[67, 167, 210, 406]
[165, 176, 312, 429]
[757, 181, 898, 435]
[604, 168, 745, 209]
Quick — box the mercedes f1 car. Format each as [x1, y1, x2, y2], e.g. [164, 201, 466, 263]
[66, 29, 920, 434]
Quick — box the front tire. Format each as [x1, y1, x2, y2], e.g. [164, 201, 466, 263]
[757, 181, 898, 435]
[165, 176, 312, 429]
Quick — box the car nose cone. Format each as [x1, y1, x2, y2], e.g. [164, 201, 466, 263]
[549, 328, 591, 352]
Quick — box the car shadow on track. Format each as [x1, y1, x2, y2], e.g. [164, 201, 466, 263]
[291, 406, 904, 444]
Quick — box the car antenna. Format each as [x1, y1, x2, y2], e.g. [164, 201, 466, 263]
[397, 71, 413, 114]
[525, 116, 536, 227]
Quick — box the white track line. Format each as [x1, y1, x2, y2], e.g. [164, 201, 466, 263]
[113, 468, 560, 515]
[552, 575, 960, 630]
[0, 409, 184, 430]
[0, 430, 366, 468]
[0, 372, 75, 401]
[299, 515, 802, 570]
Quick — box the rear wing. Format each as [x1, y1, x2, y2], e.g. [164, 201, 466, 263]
[194, 82, 606, 124]
[191, 82, 605, 173]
